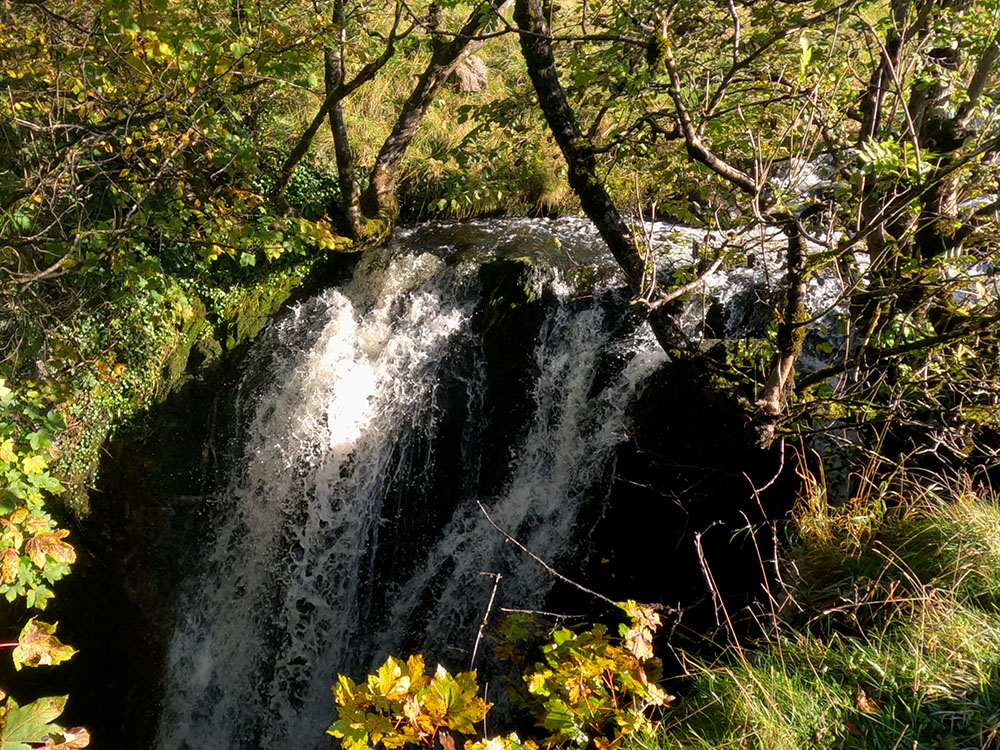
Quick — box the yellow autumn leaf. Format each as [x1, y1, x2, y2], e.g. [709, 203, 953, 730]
[2, 527, 24, 551]
[23, 515, 49, 534]
[0, 439, 14, 464]
[21, 454, 47, 475]
[12, 617, 77, 670]
[25, 530, 75, 568]
[46, 726, 90, 748]
[0, 548, 19, 583]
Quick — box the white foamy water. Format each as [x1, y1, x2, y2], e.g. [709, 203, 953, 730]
[156, 230, 665, 749]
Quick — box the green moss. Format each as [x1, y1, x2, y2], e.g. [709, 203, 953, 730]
[162, 297, 209, 390]
[221, 275, 301, 350]
[57, 395, 113, 516]
[354, 213, 396, 247]
[51, 247, 333, 516]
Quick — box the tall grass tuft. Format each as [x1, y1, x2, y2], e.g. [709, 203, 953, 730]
[640, 469, 1000, 749]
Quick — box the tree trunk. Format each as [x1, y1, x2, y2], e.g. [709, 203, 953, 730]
[758, 220, 808, 421]
[360, 0, 510, 221]
[272, 28, 400, 204]
[915, 29, 999, 261]
[517, 0, 737, 354]
[857, 0, 909, 143]
[324, 0, 362, 238]
[512, 0, 647, 292]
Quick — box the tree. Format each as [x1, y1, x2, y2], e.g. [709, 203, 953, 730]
[0, 0, 350, 373]
[512, 0, 1000, 445]
[273, 0, 511, 240]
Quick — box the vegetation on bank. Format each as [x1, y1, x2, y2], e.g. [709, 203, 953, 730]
[651, 472, 1000, 749]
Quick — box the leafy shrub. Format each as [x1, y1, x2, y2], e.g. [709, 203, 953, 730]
[330, 655, 487, 749]
[0, 617, 86, 747]
[0, 380, 74, 610]
[330, 602, 670, 750]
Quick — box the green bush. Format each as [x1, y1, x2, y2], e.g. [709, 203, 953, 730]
[330, 602, 670, 750]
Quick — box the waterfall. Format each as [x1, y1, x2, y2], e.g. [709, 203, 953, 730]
[374, 291, 665, 661]
[155, 228, 665, 749]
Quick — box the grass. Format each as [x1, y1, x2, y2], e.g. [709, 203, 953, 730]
[638, 472, 1000, 749]
[267, 14, 577, 220]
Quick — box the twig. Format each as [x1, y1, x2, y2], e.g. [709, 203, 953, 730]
[726, 0, 740, 67]
[745, 436, 786, 495]
[646, 254, 725, 310]
[476, 500, 618, 607]
[500, 607, 591, 620]
[694, 522, 723, 628]
[482, 683, 488, 737]
[470, 572, 502, 670]
[500, 607, 590, 619]
[17, 245, 76, 288]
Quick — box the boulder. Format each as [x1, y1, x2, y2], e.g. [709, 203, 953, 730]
[449, 54, 488, 92]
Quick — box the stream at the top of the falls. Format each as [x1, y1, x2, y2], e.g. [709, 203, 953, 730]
[154, 217, 845, 749]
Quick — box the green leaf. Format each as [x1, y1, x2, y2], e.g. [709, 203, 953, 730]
[798, 32, 813, 75]
[327, 718, 369, 745]
[422, 666, 459, 722]
[2, 695, 67, 745]
[551, 628, 573, 647]
[25, 585, 54, 610]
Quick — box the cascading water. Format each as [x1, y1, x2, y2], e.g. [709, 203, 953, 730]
[155, 246, 482, 747]
[153, 217, 852, 748]
[373, 292, 665, 661]
[155, 225, 667, 749]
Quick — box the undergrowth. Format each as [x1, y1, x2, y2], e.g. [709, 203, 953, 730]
[642, 469, 1000, 750]
[269, 16, 583, 220]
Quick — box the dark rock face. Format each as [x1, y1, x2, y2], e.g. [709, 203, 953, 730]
[40, 366, 242, 747]
[473, 258, 556, 495]
[583, 364, 793, 628]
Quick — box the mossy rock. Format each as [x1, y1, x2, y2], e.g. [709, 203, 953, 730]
[220, 271, 308, 350]
[161, 296, 209, 391]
